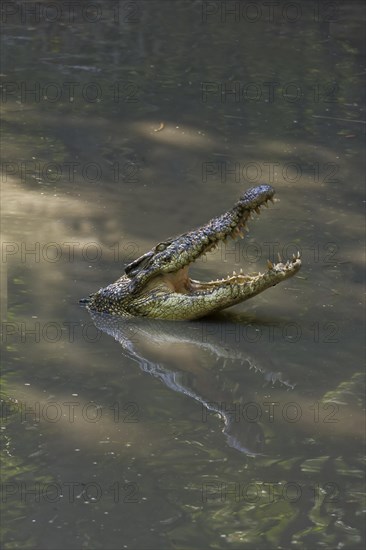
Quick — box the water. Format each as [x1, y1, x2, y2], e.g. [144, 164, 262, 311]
[1, 1, 365, 548]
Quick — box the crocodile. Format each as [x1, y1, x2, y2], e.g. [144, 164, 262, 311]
[83, 185, 301, 319]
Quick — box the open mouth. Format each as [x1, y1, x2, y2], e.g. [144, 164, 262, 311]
[158, 193, 302, 296]
[85, 184, 302, 319]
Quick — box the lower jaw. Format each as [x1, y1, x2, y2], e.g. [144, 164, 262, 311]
[161, 255, 301, 296]
[168, 276, 254, 296]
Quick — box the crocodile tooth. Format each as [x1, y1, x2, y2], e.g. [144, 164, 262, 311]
[277, 252, 282, 262]
[255, 207, 260, 215]
[264, 201, 269, 208]
[267, 259, 273, 269]
[233, 270, 237, 276]
[297, 251, 300, 258]
[292, 253, 296, 259]
[240, 268, 243, 274]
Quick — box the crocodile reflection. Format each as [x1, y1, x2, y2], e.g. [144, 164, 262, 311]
[88, 311, 295, 456]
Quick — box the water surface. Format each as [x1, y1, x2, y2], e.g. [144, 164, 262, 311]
[1, 1, 365, 549]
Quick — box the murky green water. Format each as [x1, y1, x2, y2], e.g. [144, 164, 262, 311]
[1, 1, 365, 548]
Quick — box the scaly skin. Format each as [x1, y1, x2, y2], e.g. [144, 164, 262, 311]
[84, 185, 301, 319]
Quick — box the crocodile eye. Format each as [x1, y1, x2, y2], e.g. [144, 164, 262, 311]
[156, 243, 167, 252]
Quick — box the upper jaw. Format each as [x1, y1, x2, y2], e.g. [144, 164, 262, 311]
[127, 185, 276, 293]
[189, 184, 275, 256]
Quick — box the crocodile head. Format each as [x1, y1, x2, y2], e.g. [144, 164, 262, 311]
[86, 185, 301, 319]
